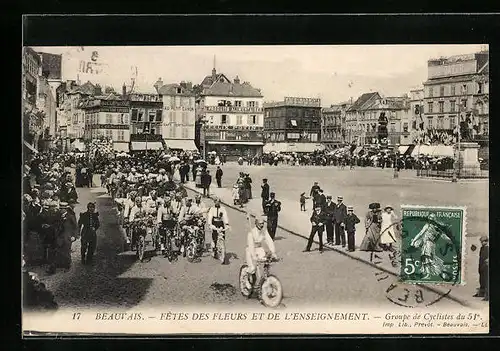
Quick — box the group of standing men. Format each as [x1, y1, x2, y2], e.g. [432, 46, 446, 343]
[304, 181, 360, 254]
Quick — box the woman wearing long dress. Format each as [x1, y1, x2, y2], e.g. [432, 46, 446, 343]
[360, 203, 382, 252]
[380, 205, 399, 251]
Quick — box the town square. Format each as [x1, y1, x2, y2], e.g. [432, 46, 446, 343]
[22, 42, 489, 334]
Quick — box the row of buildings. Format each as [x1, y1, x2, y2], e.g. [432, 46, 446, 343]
[23, 48, 489, 159]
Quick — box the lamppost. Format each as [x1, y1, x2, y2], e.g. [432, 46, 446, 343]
[452, 104, 464, 183]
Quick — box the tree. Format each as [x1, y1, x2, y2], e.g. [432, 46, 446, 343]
[104, 86, 116, 94]
[192, 84, 204, 97]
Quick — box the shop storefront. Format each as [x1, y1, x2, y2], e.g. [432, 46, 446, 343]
[204, 127, 264, 160]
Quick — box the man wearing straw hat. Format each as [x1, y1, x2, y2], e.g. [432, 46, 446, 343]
[333, 195, 347, 247]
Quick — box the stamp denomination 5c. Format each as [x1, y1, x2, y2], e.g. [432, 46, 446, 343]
[401, 206, 466, 285]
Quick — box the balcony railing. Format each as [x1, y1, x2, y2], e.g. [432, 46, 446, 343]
[203, 106, 263, 113]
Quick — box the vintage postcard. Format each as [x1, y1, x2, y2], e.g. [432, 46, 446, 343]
[22, 41, 489, 335]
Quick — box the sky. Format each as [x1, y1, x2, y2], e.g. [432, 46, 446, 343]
[32, 45, 486, 106]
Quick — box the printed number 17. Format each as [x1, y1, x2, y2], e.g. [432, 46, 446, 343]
[72, 313, 81, 320]
[404, 258, 420, 275]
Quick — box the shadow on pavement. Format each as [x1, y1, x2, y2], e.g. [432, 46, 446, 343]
[52, 193, 153, 308]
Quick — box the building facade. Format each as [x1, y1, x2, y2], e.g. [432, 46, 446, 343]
[263, 97, 322, 153]
[197, 69, 264, 158]
[127, 91, 164, 151]
[155, 80, 197, 151]
[23, 47, 44, 152]
[345, 92, 410, 146]
[422, 51, 489, 144]
[81, 96, 131, 152]
[321, 102, 351, 149]
[56, 81, 98, 151]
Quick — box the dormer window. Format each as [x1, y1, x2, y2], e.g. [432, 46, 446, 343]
[177, 88, 182, 94]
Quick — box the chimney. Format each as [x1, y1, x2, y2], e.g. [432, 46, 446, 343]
[154, 77, 163, 92]
[186, 81, 193, 90]
[122, 83, 127, 97]
[234, 76, 240, 84]
[180, 81, 187, 89]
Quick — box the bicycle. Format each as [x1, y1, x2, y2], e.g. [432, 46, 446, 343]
[213, 226, 230, 264]
[239, 255, 283, 308]
[184, 223, 204, 262]
[159, 220, 178, 262]
[132, 216, 155, 262]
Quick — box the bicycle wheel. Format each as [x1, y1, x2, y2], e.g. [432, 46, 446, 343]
[137, 235, 145, 261]
[165, 237, 173, 262]
[186, 240, 196, 261]
[258, 275, 283, 308]
[239, 265, 253, 298]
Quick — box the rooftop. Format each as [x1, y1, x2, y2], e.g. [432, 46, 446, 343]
[202, 81, 263, 98]
[157, 83, 194, 96]
[347, 92, 380, 112]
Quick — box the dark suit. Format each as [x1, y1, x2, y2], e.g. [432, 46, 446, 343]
[306, 210, 326, 251]
[478, 245, 489, 297]
[344, 213, 361, 251]
[323, 201, 336, 243]
[265, 199, 281, 240]
[78, 211, 100, 264]
[333, 202, 348, 246]
[261, 183, 270, 212]
[215, 168, 223, 187]
[202, 173, 212, 196]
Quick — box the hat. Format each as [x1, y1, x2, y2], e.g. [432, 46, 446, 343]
[326, 195, 332, 199]
[314, 205, 322, 210]
[384, 205, 394, 211]
[59, 202, 69, 209]
[480, 236, 489, 243]
[337, 196, 343, 200]
[270, 192, 275, 196]
[347, 206, 354, 211]
[369, 202, 381, 210]
[263, 178, 268, 182]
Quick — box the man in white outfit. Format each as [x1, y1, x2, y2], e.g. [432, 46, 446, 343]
[245, 215, 278, 284]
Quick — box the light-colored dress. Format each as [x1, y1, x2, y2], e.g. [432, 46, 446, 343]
[380, 211, 398, 244]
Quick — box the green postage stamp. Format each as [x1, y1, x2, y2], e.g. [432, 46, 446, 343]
[400, 205, 467, 285]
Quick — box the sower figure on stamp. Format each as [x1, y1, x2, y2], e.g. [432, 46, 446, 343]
[78, 202, 100, 265]
[410, 212, 452, 280]
[473, 236, 489, 301]
[323, 195, 336, 245]
[303, 205, 326, 254]
[264, 192, 281, 240]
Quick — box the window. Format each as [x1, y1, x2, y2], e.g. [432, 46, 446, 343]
[155, 110, 162, 122]
[248, 101, 256, 108]
[106, 113, 112, 124]
[171, 112, 176, 124]
[449, 116, 456, 129]
[249, 115, 257, 125]
[427, 102, 433, 113]
[440, 86, 445, 97]
[427, 117, 433, 129]
[478, 83, 483, 94]
[437, 116, 444, 129]
[451, 85, 456, 95]
[149, 111, 155, 122]
[175, 96, 181, 107]
[221, 115, 228, 124]
[117, 130, 125, 141]
[169, 126, 176, 138]
[461, 99, 467, 109]
[390, 123, 396, 132]
[236, 115, 243, 125]
[450, 100, 456, 112]
[182, 112, 188, 124]
[182, 128, 188, 139]
[483, 122, 489, 135]
[439, 101, 444, 113]
[403, 122, 409, 132]
[428, 87, 433, 98]
[177, 87, 182, 94]
[138, 110, 144, 122]
[130, 109, 138, 122]
[235, 100, 242, 107]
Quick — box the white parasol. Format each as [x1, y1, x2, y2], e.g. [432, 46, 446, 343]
[169, 156, 181, 163]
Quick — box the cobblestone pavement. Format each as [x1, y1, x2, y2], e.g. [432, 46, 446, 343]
[184, 163, 488, 309]
[25, 167, 486, 312]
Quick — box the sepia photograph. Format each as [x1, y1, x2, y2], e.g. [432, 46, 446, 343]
[22, 38, 489, 334]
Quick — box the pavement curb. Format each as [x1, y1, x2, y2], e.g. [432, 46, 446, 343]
[183, 181, 474, 308]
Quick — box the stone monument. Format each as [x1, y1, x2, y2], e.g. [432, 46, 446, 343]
[454, 142, 481, 177]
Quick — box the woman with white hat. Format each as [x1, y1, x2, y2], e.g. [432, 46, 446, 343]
[379, 205, 398, 251]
